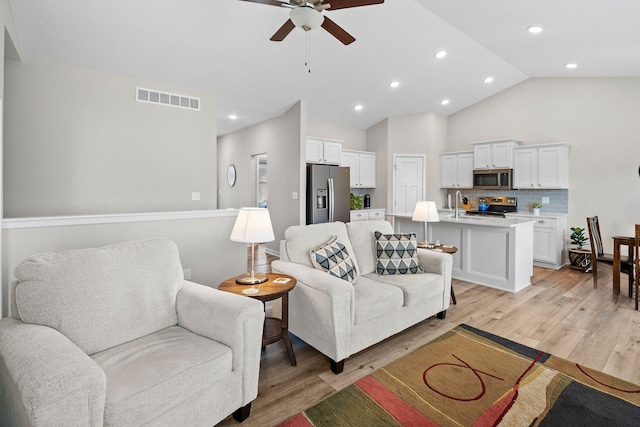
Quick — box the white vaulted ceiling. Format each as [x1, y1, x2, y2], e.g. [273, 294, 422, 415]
[7, 0, 640, 135]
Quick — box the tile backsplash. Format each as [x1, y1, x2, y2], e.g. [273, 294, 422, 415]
[444, 189, 568, 214]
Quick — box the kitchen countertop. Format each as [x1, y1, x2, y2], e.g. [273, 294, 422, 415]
[438, 208, 567, 219]
[389, 211, 536, 228]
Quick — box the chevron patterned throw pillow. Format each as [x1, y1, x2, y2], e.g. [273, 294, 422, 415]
[375, 231, 424, 275]
[310, 236, 358, 284]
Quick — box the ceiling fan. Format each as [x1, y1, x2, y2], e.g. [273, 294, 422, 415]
[239, 0, 384, 45]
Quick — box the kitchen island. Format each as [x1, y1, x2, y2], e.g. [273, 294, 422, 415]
[391, 214, 535, 293]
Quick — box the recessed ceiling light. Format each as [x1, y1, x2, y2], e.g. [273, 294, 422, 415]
[440, 99, 450, 105]
[565, 63, 578, 69]
[389, 81, 400, 88]
[435, 50, 447, 59]
[354, 104, 363, 111]
[228, 114, 238, 120]
[483, 76, 494, 84]
[528, 26, 543, 34]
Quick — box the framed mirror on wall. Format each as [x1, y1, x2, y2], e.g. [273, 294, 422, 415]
[256, 154, 267, 208]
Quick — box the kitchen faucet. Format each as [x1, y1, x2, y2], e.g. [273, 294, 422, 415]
[455, 190, 463, 219]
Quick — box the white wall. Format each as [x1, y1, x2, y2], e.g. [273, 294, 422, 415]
[387, 112, 448, 205]
[447, 77, 640, 252]
[217, 102, 305, 252]
[4, 59, 218, 217]
[307, 120, 367, 151]
[368, 112, 448, 213]
[2, 0, 24, 320]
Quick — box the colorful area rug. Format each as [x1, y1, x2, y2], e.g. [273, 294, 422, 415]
[279, 324, 640, 426]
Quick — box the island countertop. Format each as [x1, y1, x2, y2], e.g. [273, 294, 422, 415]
[388, 212, 535, 228]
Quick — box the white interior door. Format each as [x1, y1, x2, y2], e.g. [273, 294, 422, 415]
[393, 155, 424, 215]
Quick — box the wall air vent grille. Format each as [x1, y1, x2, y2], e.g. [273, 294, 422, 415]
[136, 87, 200, 111]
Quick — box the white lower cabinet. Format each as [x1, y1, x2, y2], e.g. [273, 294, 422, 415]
[350, 209, 385, 222]
[508, 214, 567, 269]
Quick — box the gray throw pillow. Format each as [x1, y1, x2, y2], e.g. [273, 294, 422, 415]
[375, 231, 424, 275]
[310, 236, 358, 284]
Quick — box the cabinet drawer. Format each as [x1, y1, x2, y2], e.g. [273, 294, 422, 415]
[533, 218, 555, 229]
[350, 211, 368, 221]
[368, 210, 385, 220]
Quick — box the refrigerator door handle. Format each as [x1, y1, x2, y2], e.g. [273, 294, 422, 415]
[328, 178, 334, 222]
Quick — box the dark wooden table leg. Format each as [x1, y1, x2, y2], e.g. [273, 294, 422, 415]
[450, 286, 457, 305]
[613, 238, 621, 295]
[281, 293, 296, 365]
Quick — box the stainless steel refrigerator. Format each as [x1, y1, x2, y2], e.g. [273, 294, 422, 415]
[306, 164, 350, 224]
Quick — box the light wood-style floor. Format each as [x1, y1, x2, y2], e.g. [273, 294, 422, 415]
[218, 245, 640, 426]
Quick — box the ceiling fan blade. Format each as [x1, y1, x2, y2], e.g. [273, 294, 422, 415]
[321, 16, 355, 45]
[324, 0, 384, 10]
[270, 19, 296, 41]
[238, 0, 287, 7]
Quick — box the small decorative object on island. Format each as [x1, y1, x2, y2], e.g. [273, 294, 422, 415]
[350, 193, 363, 210]
[568, 226, 591, 271]
[532, 201, 543, 216]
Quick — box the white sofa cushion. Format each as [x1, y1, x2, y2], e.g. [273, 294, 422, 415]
[92, 325, 234, 426]
[13, 238, 183, 355]
[346, 220, 394, 275]
[362, 272, 444, 307]
[352, 276, 404, 325]
[283, 222, 360, 273]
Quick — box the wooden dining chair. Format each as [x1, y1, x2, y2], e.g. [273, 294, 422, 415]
[586, 216, 634, 290]
[634, 224, 640, 310]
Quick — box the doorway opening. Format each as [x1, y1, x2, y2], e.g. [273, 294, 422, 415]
[256, 154, 267, 208]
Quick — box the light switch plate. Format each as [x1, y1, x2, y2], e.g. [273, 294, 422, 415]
[542, 197, 550, 204]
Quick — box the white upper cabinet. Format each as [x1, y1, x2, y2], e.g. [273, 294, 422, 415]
[306, 137, 342, 164]
[440, 151, 473, 188]
[472, 139, 522, 169]
[341, 149, 376, 188]
[513, 143, 570, 189]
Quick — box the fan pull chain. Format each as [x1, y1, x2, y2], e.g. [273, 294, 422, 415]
[305, 30, 311, 74]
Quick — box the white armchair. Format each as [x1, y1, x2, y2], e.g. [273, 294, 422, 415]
[0, 238, 265, 426]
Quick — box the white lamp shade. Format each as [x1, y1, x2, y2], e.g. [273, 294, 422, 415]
[230, 207, 275, 243]
[290, 6, 324, 30]
[412, 201, 440, 222]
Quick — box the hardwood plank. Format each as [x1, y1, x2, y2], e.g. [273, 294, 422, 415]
[217, 250, 640, 427]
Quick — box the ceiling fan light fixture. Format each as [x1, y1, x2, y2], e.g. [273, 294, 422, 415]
[290, 6, 324, 31]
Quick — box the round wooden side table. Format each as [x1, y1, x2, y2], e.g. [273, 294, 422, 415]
[219, 273, 297, 365]
[419, 244, 459, 305]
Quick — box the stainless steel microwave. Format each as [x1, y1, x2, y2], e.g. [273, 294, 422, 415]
[473, 169, 512, 190]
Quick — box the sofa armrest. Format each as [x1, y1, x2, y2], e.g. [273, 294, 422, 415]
[417, 249, 453, 308]
[272, 260, 355, 362]
[176, 281, 265, 404]
[0, 318, 106, 427]
[417, 248, 451, 275]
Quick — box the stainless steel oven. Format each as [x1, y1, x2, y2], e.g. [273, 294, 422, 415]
[473, 169, 512, 190]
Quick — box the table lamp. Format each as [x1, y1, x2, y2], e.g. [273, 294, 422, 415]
[230, 207, 275, 285]
[412, 201, 439, 244]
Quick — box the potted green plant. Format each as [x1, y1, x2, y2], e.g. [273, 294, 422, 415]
[531, 201, 543, 216]
[568, 226, 591, 271]
[350, 193, 363, 210]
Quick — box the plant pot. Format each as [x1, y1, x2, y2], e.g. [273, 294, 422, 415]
[533, 208, 540, 216]
[568, 248, 591, 271]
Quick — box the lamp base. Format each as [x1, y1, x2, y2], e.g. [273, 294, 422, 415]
[235, 272, 269, 285]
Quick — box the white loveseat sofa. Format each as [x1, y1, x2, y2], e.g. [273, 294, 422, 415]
[0, 238, 265, 426]
[272, 220, 452, 374]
